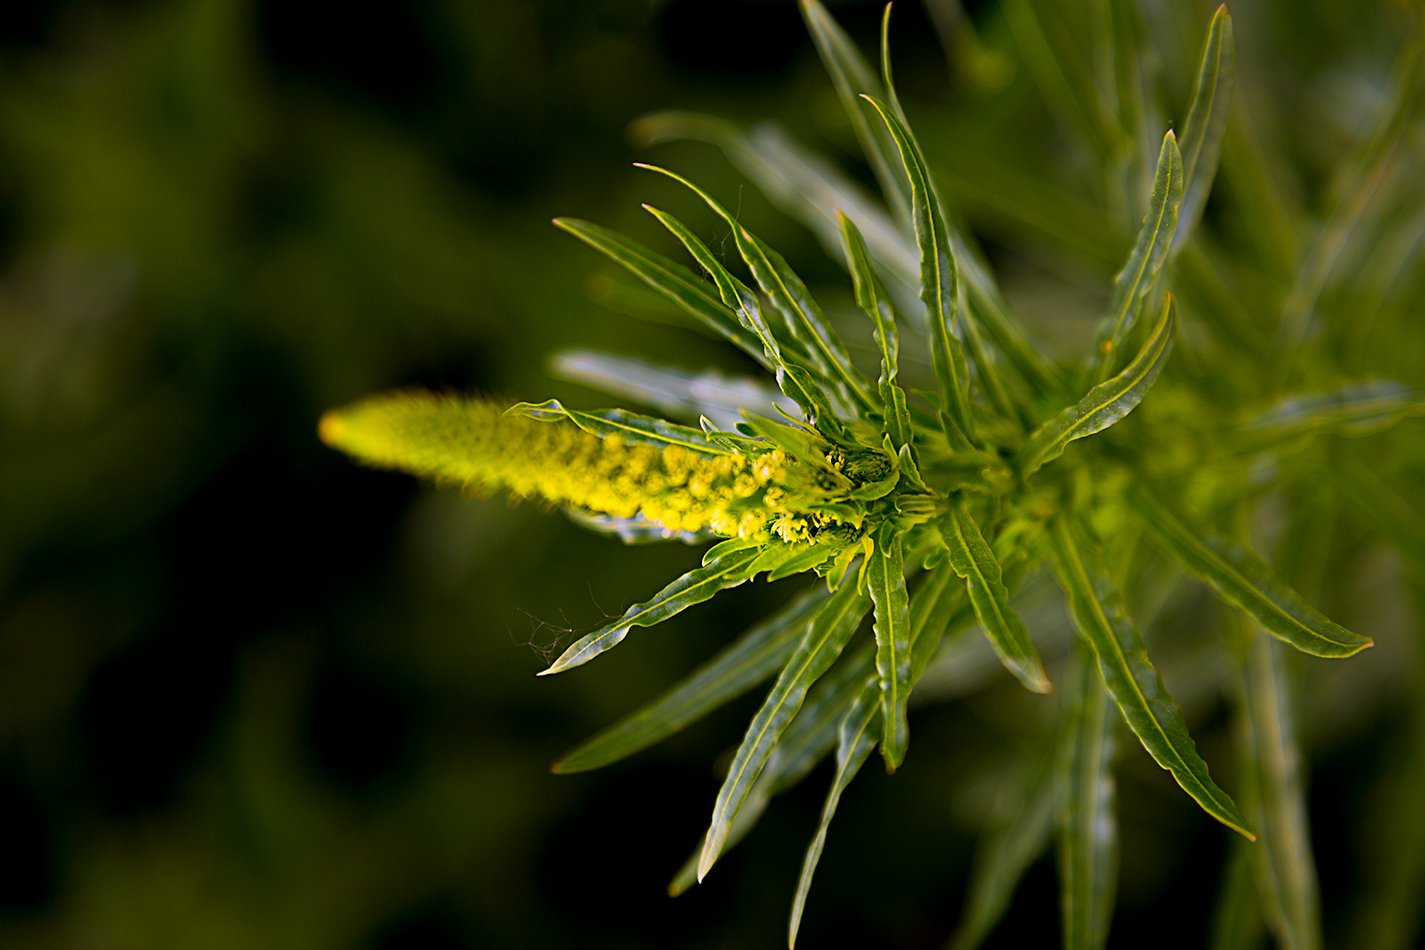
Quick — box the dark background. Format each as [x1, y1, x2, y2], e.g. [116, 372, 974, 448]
[0, 1, 1419, 947]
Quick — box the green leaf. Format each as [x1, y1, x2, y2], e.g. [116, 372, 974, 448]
[837, 210, 913, 450]
[941, 501, 1052, 694]
[667, 644, 876, 896]
[552, 586, 829, 773]
[946, 745, 1058, 950]
[1091, 132, 1184, 378]
[638, 165, 875, 414]
[1129, 486, 1373, 658]
[550, 350, 790, 431]
[908, 560, 966, 684]
[1235, 625, 1323, 950]
[1002, 0, 1116, 160]
[1207, 837, 1267, 950]
[1018, 293, 1176, 477]
[1240, 380, 1425, 448]
[799, 0, 911, 226]
[1057, 649, 1119, 950]
[788, 678, 880, 948]
[553, 217, 771, 370]
[861, 94, 977, 448]
[1046, 515, 1254, 839]
[1327, 450, 1425, 572]
[867, 522, 912, 770]
[698, 575, 871, 880]
[540, 545, 764, 676]
[1174, 6, 1235, 251]
[506, 399, 732, 456]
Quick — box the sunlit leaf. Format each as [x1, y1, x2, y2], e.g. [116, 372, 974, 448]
[1130, 486, 1373, 658]
[507, 399, 732, 456]
[552, 586, 829, 772]
[1091, 132, 1183, 378]
[1018, 293, 1176, 477]
[541, 545, 764, 675]
[553, 217, 771, 369]
[1046, 516, 1254, 839]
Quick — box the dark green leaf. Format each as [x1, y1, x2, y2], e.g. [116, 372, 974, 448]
[1130, 486, 1373, 658]
[1046, 516, 1254, 838]
[868, 522, 912, 769]
[837, 210, 913, 450]
[553, 587, 829, 773]
[941, 501, 1052, 693]
[698, 576, 871, 879]
[1174, 6, 1235, 250]
[541, 545, 763, 675]
[1057, 649, 1119, 950]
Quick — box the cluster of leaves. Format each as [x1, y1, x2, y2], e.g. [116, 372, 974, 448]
[326, 1, 1425, 947]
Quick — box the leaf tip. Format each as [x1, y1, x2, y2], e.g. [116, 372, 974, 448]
[316, 410, 345, 448]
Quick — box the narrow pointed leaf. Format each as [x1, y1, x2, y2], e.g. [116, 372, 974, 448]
[1046, 516, 1254, 839]
[1130, 486, 1373, 658]
[837, 210, 913, 450]
[947, 747, 1058, 950]
[553, 217, 770, 369]
[1236, 627, 1323, 950]
[1327, 450, 1425, 572]
[507, 399, 731, 456]
[862, 94, 976, 447]
[550, 350, 791, 431]
[788, 678, 880, 948]
[1018, 294, 1176, 477]
[638, 165, 875, 412]
[1091, 132, 1183, 377]
[668, 645, 876, 896]
[699, 576, 871, 879]
[799, 0, 911, 224]
[541, 545, 764, 676]
[553, 586, 829, 773]
[1058, 650, 1119, 950]
[909, 560, 965, 683]
[1207, 837, 1267, 950]
[868, 522, 912, 769]
[941, 501, 1052, 693]
[1174, 6, 1235, 250]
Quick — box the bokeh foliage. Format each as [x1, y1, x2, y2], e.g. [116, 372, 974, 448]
[0, 1, 1421, 949]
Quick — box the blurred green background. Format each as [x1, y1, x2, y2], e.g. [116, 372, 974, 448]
[0, 0, 1419, 948]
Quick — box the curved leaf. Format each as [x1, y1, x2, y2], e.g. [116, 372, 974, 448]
[541, 545, 763, 675]
[1091, 132, 1184, 378]
[1130, 486, 1373, 658]
[552, 586, 829, 773]
[1018, 293, 1176, 477]
[553, 217, 770, 369]
[1046, 516, 1254, 839]
[941, 501, 1052, 693]
[507, 399, 730, 456]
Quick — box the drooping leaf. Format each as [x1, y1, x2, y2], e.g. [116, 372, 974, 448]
[837, 210, 913, 450]
[507, 399, 732, 456]
[552, 586, 829, 773]
[861, 94, 977, 449]
[946, 747, 1058, 950]
[941, 502, 1052, 693]
[553, 217, 771, 369]
[541, 545, 764, 675]
[638, 165, 876, 413]
[1018, 293, 1176, 477]
[698, 574, 871, 880]
[788, 678, 880, 948]
[1234, 624, 1323, 950]
[1091, 132, 1184, 378]
[667, 644, 877, 896]
[1057, 649, 1119, 950]
[1046, 515, 1254, 839]
[867, 522, 912, 769]
[1174, 6, 1235, 251]
[1129, 486, 1373, 658]
[550, 349, 791, 431]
